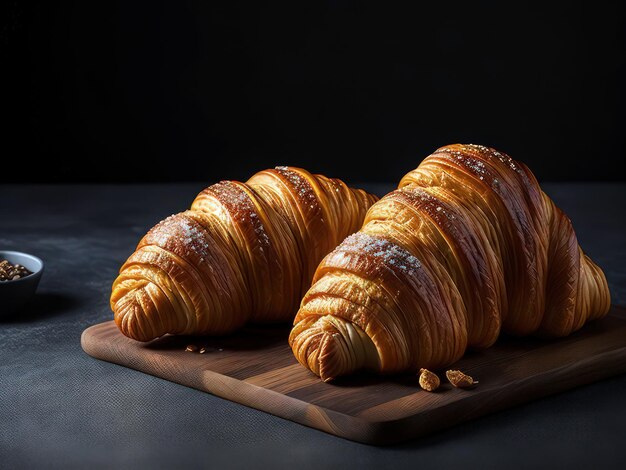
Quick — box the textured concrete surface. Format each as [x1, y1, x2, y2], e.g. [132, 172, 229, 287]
[0, 183, 625, 469]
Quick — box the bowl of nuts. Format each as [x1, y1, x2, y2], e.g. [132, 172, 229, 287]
[0, 251, 44, 318]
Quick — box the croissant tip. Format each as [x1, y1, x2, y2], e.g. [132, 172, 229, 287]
[317, 331, 341, 382]
[112, 287, 164, 342]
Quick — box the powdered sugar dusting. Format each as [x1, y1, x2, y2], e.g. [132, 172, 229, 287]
[150, 214, 211, 261]
[438, 148, 491, 180]
[179, 218, 211, 259]
[329, 178, 343, 193]
[466, 144, 521, 173]
[274, 166, 317, 208]
[207, 181, 270, 253]
[398, 188, 457, 222]
[431, 144, 518, 190]
[336, 232, 422, 275]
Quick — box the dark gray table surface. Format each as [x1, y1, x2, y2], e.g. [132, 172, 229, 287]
[1, 183, 625, 469]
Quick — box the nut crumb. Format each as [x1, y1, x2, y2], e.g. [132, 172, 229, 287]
[446, 370, 477, 388]
[199, 347, 208, 354]
[185, 344, 198, 353]
[418, 368, 440, 392]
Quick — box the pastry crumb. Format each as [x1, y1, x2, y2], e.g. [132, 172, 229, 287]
[446, 369, 477, 388]
[418, 368, 440, 392]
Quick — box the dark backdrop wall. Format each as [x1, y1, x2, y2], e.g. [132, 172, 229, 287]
[3, 1, 625, 183]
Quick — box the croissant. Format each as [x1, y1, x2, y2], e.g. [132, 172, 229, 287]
[111, 167, 377, 341]
[290, 144, 611, 382]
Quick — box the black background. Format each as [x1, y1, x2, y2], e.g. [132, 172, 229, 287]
[3, 1, 625, 184]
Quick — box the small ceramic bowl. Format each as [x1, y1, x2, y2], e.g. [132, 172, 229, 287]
[0, 250, 44, 318]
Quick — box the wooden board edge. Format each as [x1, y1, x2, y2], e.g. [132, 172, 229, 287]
[80, 323, 385, 444]
[80, 313, 626, 446]
[367, 346, 626, 445]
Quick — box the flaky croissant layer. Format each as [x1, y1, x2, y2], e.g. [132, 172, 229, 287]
[290, 144, 611, 382]
[111, 167, 377, 341]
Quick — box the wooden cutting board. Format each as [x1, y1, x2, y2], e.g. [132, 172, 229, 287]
[82, 305, 626, 445]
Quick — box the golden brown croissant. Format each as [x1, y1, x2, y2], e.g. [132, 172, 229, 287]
[290, 144, 611, 381]
[111, 167, 377, 341]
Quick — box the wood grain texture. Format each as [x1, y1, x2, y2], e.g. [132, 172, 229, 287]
[81, 306, 626, 445]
